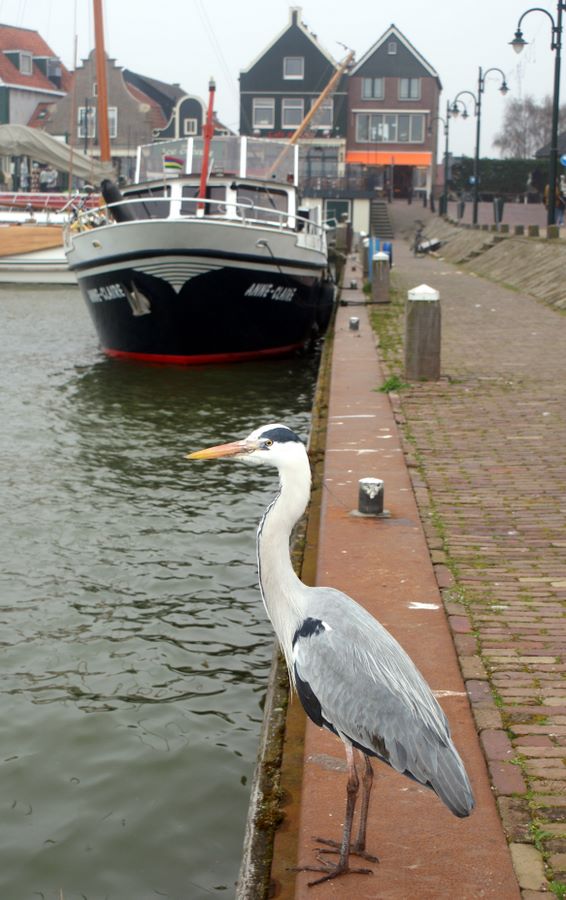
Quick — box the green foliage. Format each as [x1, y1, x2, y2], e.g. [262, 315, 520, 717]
[450, 156, 549, 198]
[377, 375, 408, 393]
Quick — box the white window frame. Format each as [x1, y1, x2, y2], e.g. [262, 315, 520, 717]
[20, 52, 32, 75]
[282, 97, 304, 129]
[183, 117, 198, 136]
[387, 41, 397, 55]
[310, 98, 333, 129]
[93, 82, 98, 97]
[399, 78, 421, 100]
[78, 105, 96, 139]
[108, 107, 118, 139]
[252, 97, 275, 129]
[361, 77, 384, 100]
[283, 56, 304, 80]
[355, 112, 425, 144]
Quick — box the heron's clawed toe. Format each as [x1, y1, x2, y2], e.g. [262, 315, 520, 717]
[314, 836, 380, 864]
[288, 860, 373, 886]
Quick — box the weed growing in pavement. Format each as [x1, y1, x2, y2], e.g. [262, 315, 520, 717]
[377, 375, 409, 393]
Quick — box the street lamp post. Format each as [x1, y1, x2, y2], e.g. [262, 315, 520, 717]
[452, 68, 509, 225]
[510, 2, 565, 226]
[429, 100, 467, 216]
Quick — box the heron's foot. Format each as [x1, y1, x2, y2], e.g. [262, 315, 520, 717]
[290, 858, 373, 886]
[314, 836, 380, 864]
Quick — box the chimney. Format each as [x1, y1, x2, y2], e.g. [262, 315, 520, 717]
[290, 6, 302, 25]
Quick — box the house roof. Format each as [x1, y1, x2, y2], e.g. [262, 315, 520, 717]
[123, 69, 186, 120]
[350, 23, 441, 87]
[0, 22, 70, 92]
[124, 81, 167, 131]
[240, 5, 338, 74]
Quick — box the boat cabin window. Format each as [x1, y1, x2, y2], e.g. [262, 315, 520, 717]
[181, 185, 226, 216]
[123, 186, 171, 219]
[235, 185, 288, 222]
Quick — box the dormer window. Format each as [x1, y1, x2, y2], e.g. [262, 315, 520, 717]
[284, 56, 304, 79]
[20, 52, 32, 75]
[387, 41, 397, 55]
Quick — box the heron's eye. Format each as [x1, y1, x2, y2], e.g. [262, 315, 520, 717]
[263, 438, 273, 449]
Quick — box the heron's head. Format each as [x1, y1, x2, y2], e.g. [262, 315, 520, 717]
[187, 423, 306, 469]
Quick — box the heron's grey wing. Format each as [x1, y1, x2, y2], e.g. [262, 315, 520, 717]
[292, 588, 474, 817]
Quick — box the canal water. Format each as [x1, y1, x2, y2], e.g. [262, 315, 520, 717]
[0, 285, 318, 900]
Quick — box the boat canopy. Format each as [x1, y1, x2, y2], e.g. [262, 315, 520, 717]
[0, 125, 113, 182]
[137, 136, 299, 186]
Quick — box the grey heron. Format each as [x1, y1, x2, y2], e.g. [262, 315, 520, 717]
[188, 423, 474, 885]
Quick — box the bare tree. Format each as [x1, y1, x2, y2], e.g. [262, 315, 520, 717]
[493, 95, 566, 158]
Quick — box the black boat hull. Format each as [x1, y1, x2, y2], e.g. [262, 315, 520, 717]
[74, 260, 332, 363]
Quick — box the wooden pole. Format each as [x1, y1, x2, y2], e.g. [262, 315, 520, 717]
[404, 284, 441, 380]
[371, 251, 390, 303]
[267, 50, 354, 178]
[93, 0, 111, 164]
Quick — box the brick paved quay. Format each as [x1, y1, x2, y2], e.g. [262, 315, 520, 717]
[377, 202, 566, 897]
[263, 255, 519, 900]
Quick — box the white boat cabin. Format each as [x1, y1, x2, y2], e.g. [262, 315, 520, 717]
[118, 135, 321, 234]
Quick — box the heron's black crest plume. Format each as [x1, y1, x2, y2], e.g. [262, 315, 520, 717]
[259, 426, 303, 445]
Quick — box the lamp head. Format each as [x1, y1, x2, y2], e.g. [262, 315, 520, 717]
[510, 29, 527, 54]
[499, 81, 510, 96]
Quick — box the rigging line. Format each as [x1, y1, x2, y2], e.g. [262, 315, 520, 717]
[194, 0, 238, 105]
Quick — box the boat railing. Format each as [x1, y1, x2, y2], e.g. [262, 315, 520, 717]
[71, 194, 327, 240]
[0, 191, 100, 218]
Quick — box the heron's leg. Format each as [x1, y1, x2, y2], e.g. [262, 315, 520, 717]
[355, 752, 374, 851]
[298, 742, 373, 885]
[316, 751, 379, 863]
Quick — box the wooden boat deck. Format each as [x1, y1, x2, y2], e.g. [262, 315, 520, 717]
[0, 224, 64, 257]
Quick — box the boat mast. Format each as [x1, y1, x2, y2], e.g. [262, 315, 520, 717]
[267, 50, 354, 178]
[93, 0, 111, 164]
[197, 79, 216, 212]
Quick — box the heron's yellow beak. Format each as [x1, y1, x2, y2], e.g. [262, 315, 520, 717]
[186, 439, 259, 460]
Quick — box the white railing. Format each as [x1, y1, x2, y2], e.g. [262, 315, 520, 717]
[70, 194, 327, 241]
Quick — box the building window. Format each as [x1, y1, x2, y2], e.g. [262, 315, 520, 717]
[252, 97, 275, 129]
[20, 52, 32, 75]
[310, 98, 333, 129]
[93, 82, 98, 97]
[361, 77, 384, 100]
[399, 77, 421, 100]
[282, 97, 304, 129]
[108, 107, 118, 139]
[284, 56, 304, 79]
[77, 106, 117, 139]
[355, 112, 425, 144]
[184, 117, 198, 136]
[388, 41, 397, 55]
[78, 106, 96, 139]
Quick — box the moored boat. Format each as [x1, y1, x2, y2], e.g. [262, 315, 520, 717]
[64, 132, 335, 364]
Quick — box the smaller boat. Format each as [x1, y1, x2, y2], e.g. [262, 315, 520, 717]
[0, 192, 100, 284]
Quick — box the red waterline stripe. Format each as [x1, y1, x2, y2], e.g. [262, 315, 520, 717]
[102, 342, 304, 365]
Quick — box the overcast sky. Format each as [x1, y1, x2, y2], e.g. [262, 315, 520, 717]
[1, 0, 564, 159]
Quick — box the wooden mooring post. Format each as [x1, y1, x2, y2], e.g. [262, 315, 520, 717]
[404, 283, 441, 380]
[371, 251, 390, 303]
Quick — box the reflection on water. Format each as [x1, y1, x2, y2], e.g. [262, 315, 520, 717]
[0, 286, 318, 899]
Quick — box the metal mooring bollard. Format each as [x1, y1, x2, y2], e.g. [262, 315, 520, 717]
[349, 316, 360, 331]
[358, 477, 384, 515]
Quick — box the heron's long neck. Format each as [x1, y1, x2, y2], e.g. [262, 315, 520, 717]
[257, 459, 311, 669]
